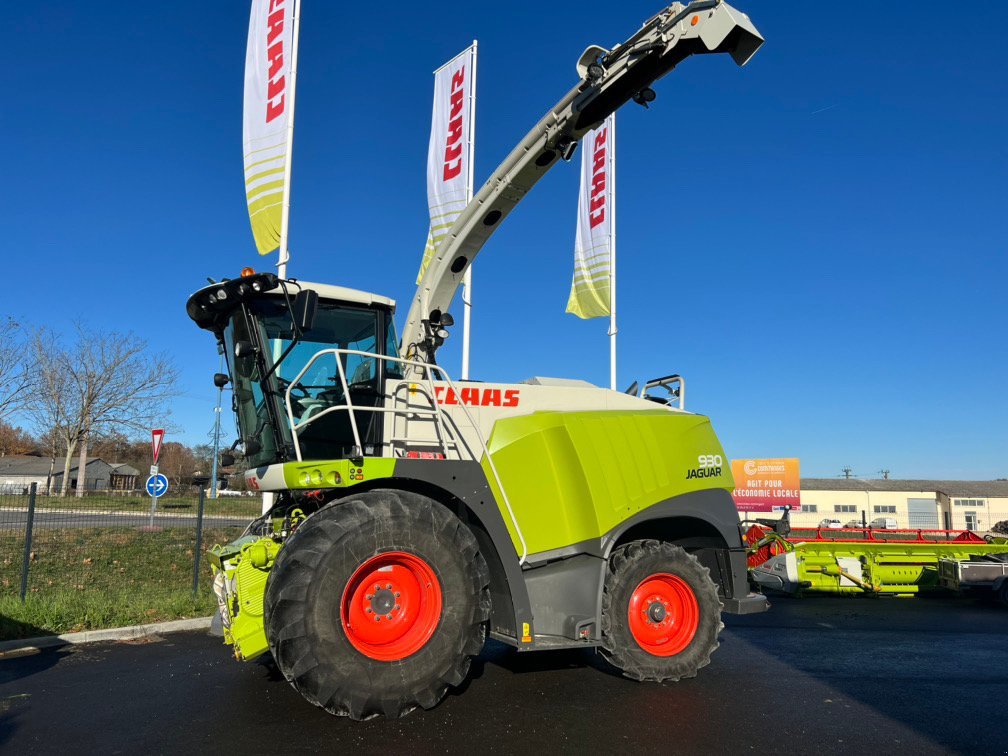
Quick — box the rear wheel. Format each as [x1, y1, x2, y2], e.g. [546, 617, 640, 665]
[600, 540, 723, 682]
[264, 489, 490, 719]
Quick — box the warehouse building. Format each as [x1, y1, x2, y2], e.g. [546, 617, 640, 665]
[0, 455, 140, 493]
[791, 479, 1008, 532]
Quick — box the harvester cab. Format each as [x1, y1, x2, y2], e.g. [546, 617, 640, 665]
[187, 272, 402, 468]
[187, 0, 767, 721]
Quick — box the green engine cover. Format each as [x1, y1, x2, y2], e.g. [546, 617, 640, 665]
[482, 410, 733, 556]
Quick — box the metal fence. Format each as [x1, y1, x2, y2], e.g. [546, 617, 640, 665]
[0, 483, 258, 603]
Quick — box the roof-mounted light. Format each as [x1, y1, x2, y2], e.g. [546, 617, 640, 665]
[241, 267, 256, 278]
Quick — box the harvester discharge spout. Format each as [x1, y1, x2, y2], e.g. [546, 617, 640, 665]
[403, 0, 764, 361]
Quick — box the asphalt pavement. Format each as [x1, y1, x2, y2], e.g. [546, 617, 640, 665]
[2, 596, 1006, 754]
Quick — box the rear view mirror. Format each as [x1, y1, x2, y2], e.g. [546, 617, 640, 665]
[293, 289, 318, 332]
[219, 451, 235, 468]
[213, 373, 230, 388]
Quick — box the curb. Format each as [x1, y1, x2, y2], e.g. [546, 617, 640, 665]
[0, 616, 213, 655]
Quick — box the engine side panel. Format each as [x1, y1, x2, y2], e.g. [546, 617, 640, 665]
[482, 410, 733, 555]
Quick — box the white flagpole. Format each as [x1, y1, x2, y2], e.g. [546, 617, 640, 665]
[277, 0, 301, 280]
[608, 114, 617, 391]
[264, 0, 300, 515]
[461, 40, 477, 380]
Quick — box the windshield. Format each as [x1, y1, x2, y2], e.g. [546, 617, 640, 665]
[224, 296, 400, 466]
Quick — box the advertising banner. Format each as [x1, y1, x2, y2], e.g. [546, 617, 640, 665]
[566, 114, 614, 319]
[416, 44, 477, 283]
[243, 0, 296, 255]
[731, 458, 801, 512]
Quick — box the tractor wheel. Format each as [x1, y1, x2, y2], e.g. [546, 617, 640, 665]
[600, 539, 723, 682]
[997, 579, 1008, 607]
[263, 489, 490, 719]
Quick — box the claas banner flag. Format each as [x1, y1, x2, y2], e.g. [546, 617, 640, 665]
[567, 114, 614, 319]
[417, 44, 477, 283]
[731, 458, 802, 512]
[243, 0, 296, 255]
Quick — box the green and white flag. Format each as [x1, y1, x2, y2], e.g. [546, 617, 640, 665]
[567, 114, 614, 319]
[243, 0, 296, 255]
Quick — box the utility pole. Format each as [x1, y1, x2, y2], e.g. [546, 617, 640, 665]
[842, 466, 853, 480]
[879, 469, 890, 480]
[210, 349, 224, 499]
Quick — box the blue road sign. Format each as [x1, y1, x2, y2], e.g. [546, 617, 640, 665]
[146, 473, 169, 498]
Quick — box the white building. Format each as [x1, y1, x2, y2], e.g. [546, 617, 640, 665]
[787, 479, 1008, 532]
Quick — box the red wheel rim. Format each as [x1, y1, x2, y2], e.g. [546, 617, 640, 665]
[340, 551, 442, 661]
[627, 573, 699, 656]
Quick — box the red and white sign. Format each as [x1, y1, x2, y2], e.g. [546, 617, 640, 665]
[151, 428, 165, 464]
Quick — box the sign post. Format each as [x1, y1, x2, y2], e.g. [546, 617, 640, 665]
[148, 429, 166, 527]
[731, 458, 801, 513]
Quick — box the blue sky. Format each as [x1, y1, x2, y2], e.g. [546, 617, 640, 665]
[5, 2, 1006, 478]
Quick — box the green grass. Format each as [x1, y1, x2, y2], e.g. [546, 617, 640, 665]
[0, 525, 244, 640]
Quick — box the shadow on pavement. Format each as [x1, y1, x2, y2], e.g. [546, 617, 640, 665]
[0, 646, 70, 750]
[723, 593, 1008, 754]
[0, 645, 68, 685]
[479, 638, 619, 677]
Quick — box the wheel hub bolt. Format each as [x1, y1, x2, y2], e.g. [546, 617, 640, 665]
[370, 588, 396, 616]
[647, 602, 667, 623]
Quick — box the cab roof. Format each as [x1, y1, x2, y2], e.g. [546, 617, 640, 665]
[186, 273, 395, 332]
[297, 281, 395, 310]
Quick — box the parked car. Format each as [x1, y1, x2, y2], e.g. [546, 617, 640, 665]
[818, 518, 844, 529]
[844, 519, 862, 529]
[869, 517, 898, 530]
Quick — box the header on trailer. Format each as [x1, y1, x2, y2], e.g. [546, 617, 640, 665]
[403, 0, 763, 361]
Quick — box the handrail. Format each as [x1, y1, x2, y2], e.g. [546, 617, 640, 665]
[281, 347, 529, 564]
[641, 374, 685, 410]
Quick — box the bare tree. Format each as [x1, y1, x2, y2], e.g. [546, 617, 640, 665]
[158, 441, 197, 490]
[0, 318, 31, 423]
[26, 328, 73, 493]
[29, 325, 180, 496]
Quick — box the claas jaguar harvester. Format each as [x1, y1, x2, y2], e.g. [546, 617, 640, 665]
[187, 1, 765, 719]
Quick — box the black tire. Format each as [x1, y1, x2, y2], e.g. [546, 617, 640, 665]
[263, 488, 490, 719]
[600, 540, 723, 682]
[997, 579, 1008, 607]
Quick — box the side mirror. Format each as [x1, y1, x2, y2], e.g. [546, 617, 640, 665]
[293, 289, 318, 332]
[440, 312, 455, 328]
[243, 439, 261, 456]
[219, 451, 235, 467]
[213, 373, 230, 388]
